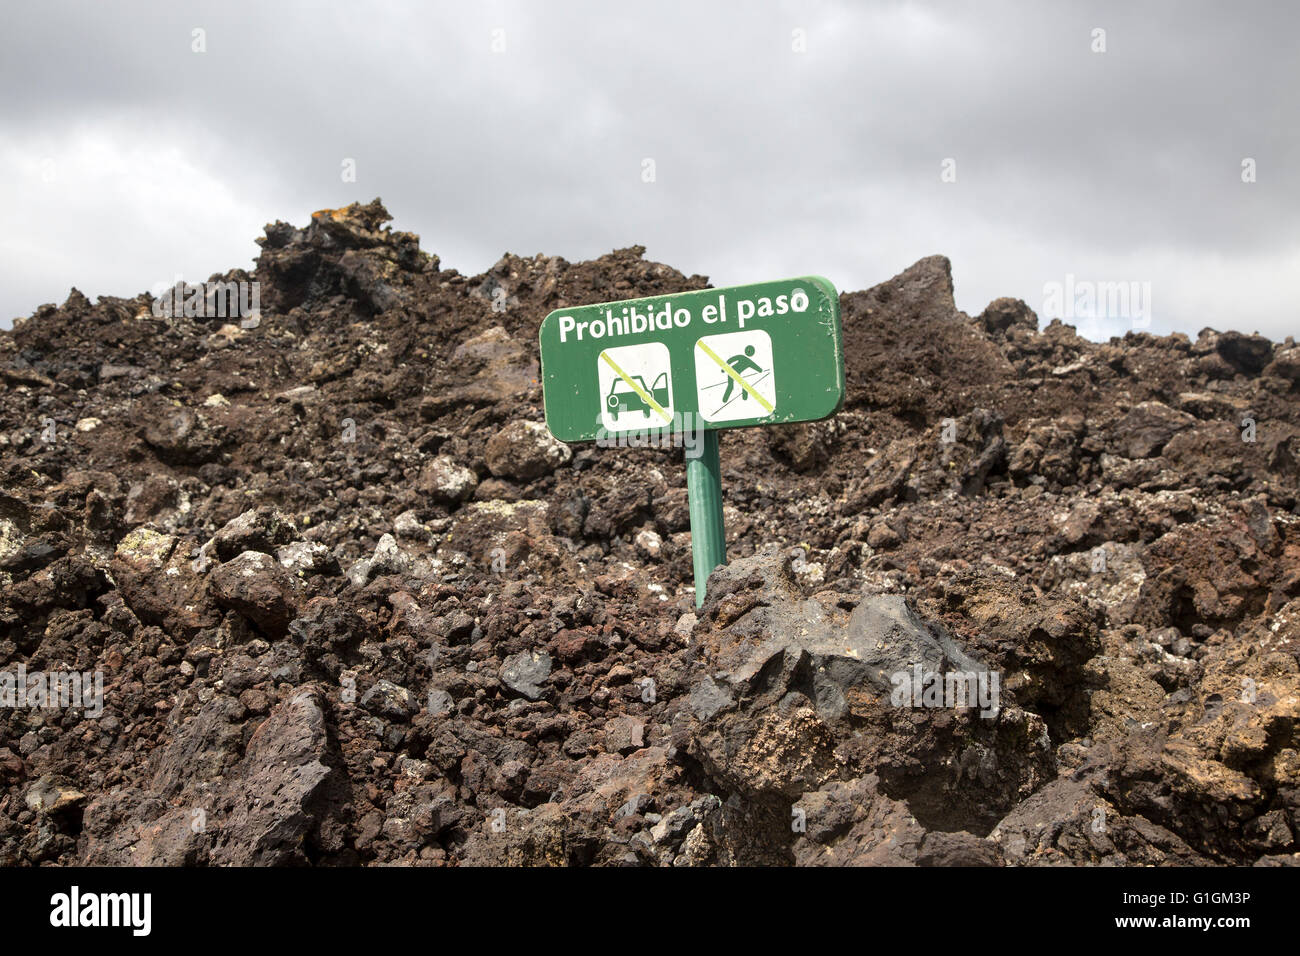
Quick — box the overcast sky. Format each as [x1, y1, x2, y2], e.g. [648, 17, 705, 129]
[2, 1, 1296, 341]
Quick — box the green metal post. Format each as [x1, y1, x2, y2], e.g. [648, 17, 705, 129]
[686, 430, 726, 607]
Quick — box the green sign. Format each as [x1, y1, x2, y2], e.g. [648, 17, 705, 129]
[539, 277, 844, 442]
[538, 276, 844, 608]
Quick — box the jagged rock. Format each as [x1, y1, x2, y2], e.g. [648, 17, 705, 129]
[361, 679, 419, 721]
[604, 716, 646, 754]
[425, 689, 455, 715]
[256, 200, 426, 315]
[392, 510, 427, 540]
[209, 688, 344, 865]
[419, 327, 540, 416]
[276, 539, 339, 576]
[791, 776, 926, 866]
[346, 532, 417, 586]
[208, 550, 303, 637]
[500, 650, 552, 701]
[82, 689, 344, 866]
[110, 528, 219, 638]
[485, 421, 572, 481]
[989, 775, 1211, 866]
[634, 528, 662, 558]
[1008, 417, 1087, 486]
[123, 474, 179, 526]
[839, 255, 1015, 420]
[768, 422, 832, 472]
[581, 474, 652, 537]
[368, 533, 410, 577]
[1110, 401, 1196, 459]
[685, 548, 1053, 835]
[417, 456, 479, 505]
[916, 830, 1002, 866]
[212, 507, 301, 561]
[923, 568, 1101, 741]
[1264, 345, 1300, 383]
[24, 775, 86, 816]
[287, 597, 366, 663]
[1216, 331, 1273, 374]
[138, 401, 222, 464]
[978, 297, 1039, 337]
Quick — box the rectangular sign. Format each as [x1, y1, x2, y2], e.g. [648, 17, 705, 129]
[540, 276, 843, 442]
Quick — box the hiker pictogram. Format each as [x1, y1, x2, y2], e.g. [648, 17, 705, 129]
[694, 330, 776, 423]
[721, 346, 762, 402]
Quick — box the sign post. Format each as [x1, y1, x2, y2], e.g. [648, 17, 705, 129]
[540, 276, 844, 606]
[686, 430, 726, 604]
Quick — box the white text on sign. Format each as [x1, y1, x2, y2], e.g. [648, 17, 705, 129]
[556, 288, 810, 343]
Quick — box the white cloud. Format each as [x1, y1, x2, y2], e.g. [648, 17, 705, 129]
[0, 122, 269, 318]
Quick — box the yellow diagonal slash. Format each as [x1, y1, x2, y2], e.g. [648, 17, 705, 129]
[696, 340, 774, 413]
[600, 350, 672, 423]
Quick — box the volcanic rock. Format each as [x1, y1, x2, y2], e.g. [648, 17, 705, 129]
[485, 420, 572, 480]
[2, 198, 1297, 867]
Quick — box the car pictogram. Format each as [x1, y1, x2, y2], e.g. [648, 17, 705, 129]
[605, 372, 670, 420]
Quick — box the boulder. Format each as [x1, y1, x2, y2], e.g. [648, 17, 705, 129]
[417, 456, 479, 505]
[485, 421, 571, 481]
[500, 649, 552, 701]
[1110, 401, 1196, 459]
[211, 507, 301, 561]
[1215, 330, 1273, 374]
[683, 548, 1054, 837]
[208, 550, 303, 637]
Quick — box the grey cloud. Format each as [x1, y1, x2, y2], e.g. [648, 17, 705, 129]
[1, 0, 1296, 341]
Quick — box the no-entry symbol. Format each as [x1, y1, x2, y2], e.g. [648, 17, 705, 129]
[694, 330, 776, 422]
[597, 343, 674, 430]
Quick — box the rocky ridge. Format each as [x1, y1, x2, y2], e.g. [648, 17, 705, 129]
[1, 199, 1297, 866]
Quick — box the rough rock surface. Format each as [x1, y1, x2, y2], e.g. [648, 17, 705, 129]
[1, 199, 1297, 866]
